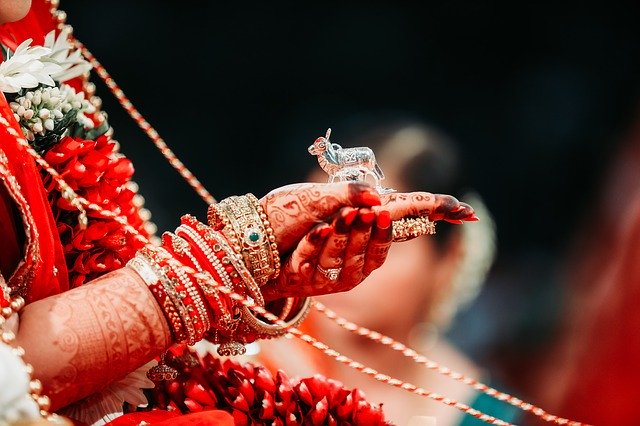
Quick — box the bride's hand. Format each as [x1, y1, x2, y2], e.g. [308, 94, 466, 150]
[260, 185, 477, 300]
[260, 182, 382, 254]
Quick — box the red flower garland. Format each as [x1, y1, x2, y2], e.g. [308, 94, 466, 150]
[151, 348, 389, 426]
[41, 134, 149, 286]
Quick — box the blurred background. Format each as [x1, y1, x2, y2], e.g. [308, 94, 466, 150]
[63, 1, 640, 423]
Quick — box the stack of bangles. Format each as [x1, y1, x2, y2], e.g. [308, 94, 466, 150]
[126, 194, 310, 364]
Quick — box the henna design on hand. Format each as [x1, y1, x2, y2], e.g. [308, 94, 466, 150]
[261, 188, 476, 301]
[261, 222, 333, 301]
[380, 192, 477, 223]
[18, 269, 171, 410]
[332, 209, 375, 291]
[261, 182, 381, 254]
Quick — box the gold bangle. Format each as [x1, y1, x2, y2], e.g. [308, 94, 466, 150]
[246, 193, 281, 279]
[215, 195, 277, 286]
[134, 249, 194, 344]
[241, 297, 312, 339]
[278, 297, 296, 321]
[210, 197, 242, 253]
[228, 196, 273, 285]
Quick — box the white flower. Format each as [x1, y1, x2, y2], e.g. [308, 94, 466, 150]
[43, 28, 92, 82]
[0, 38, 62, 93]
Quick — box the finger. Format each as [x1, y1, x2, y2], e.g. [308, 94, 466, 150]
[363, 210, 393, 276]
[443, 202, 479, 223]
[312, 207, 358, 285]
[261, 222, 332, 301]
[338, 208, 376, 291]
[379, 192, 477, 222]
[316, 207, 357, 268]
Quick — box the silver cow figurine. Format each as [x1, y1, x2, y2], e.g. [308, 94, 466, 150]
[308, 128, 395, 193]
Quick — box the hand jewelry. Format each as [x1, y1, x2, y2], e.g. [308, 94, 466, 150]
[392, 216, 436, 242]
[316, 264, 342, 281]
[208, 194, 280, 285]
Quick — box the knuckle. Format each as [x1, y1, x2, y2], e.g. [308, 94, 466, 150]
[326, 246, 346, 259]
[344, 255, 365, 270]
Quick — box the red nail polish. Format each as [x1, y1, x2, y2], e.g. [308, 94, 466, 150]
[452, 204, 466, 213]
[445, 219, 464, 224]
[335, 209, 356, 234]
[358, 190, 381, 206]
[376, 210, 391, 229]
[310, 224, 332, 243]
[467, 214, 480, 221]
[318, 225, 333, 238]
[344, 208, 358, 226]
[360, 209, 375, 225]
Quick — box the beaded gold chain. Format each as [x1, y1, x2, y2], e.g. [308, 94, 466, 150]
[31, 2, 589, 424]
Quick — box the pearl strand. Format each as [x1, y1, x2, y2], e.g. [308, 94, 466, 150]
[175, 225, 235, 290]
[173, 261, 211, 335]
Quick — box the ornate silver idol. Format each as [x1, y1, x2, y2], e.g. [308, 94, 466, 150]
[308, 129, 395, 194]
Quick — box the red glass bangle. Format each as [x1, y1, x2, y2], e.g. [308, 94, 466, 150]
[162, 230, 238, 335]
[179, 216, 264, 307]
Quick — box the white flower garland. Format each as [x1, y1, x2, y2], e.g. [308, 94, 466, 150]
[10, 84, 95, 141]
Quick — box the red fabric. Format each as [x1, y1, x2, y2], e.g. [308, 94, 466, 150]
[106, 410, 234, 426]
[530, 117, 640, 425]
[0, 0, 69, 302]
[0, 94, 69, 302]
[558, 128, 640, 424]
[0, 0, 57, 49]
[0, 184, 23, 278]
